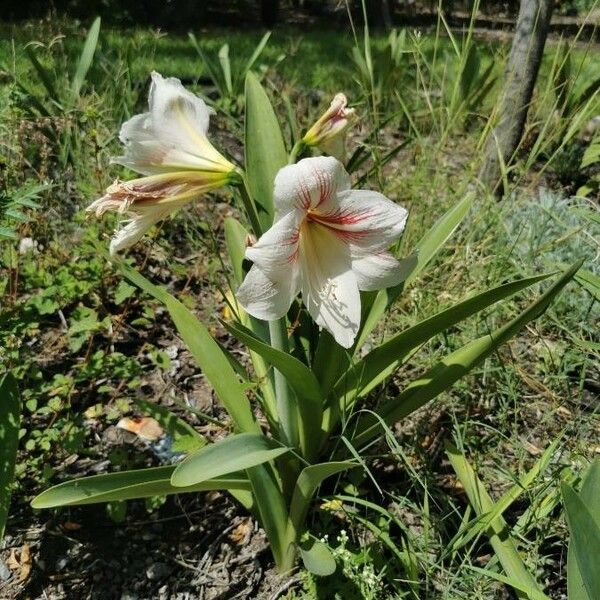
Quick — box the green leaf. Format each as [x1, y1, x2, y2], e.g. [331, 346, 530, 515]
[132, 398, 206, 454]
[189, 33, 226, 96]
[581, 138, 600, 168]
[224, 217, 249, 286]
[407, 192, 475, 286]
[0, 374, 20, 542]
[32, 466, 251, 508]
[465, 566, 550, 600]
[447, 437, 561, 556]
[0, 227, 17, 240]
[243, 31, 272, 77]
[244, 71, 287, 229]
[575, 269, 600, 302]
[171, 433, 290, 487]
[71, 17, 101, 100]
[351, 261, 581, 447]
[566, 460, 600, 600]
[336, 272, 553, 413]
[113, 280, 136, 305]
[218, 44, 233, 95]
[289, 462, 356, 539]
[25, 46, 61, 104]
[446, 444, 550, 600]
[223, 319, 323, 457]
[247, 464, 293, 570]
[299, 538, 337, 576]
[563, 483, 600, 600]
[116, 259, 258, 434]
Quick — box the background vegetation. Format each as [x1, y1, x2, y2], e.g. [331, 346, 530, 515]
[0, 3, 598, 598]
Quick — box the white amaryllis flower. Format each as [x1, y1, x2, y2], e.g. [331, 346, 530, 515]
[236, 156, 408, 348]
[88, 72, 237, 254]
[302, 93, 356, 161]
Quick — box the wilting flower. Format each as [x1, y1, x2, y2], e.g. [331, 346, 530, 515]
[302, 93, 356, 161]
[236, 156, 408, 348]
[88, 72, 237, 254]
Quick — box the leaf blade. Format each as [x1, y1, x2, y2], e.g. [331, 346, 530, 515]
[171, 433, 290, 487]
[31, 466, 251, 508]
[244, 71, 287, 229]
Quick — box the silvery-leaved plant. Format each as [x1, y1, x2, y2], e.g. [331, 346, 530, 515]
[34, 70, 580, 577]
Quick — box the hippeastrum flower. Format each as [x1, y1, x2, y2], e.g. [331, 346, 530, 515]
[236, 156, 408, 348]
[88, 72, 238, 254]
[301, 93, 357, 161]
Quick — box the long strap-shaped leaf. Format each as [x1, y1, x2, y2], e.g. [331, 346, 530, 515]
[0, 374, 20, 542]
[244, 71, 287, 229]
[446, 444, 550, 600]
[355, 192, 475, 350]
[288, 462, 356, 541]
[116, 260, 258, 434]
[70, 17, 101, 101]
[565, 460, 600, 600]
[171, 433, 290, 487]
[224, 217, 276, 420]
[223, 320, 323, 458]
[31, 466, 252, 508]
[351, 261, 581, 447]
[333, 272, 553, 412]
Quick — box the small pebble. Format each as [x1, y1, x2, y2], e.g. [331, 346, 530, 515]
[0, 560, 12, 582]
[146, 562, 171, 580]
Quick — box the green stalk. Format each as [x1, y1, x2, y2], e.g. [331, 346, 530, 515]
[288, 140, 305, 165]
[268, 318, 298, 449]
[237, 172, 263, 237]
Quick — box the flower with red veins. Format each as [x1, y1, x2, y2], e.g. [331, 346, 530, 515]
[87, 72, 237, 254]
[302, 93, 357, 161]
[236, 156, 409, 348]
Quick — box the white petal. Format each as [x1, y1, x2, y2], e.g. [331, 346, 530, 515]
[273, 156, 351, 217]
[299, 223, 360, 348]
[314, 189, 408, 256]
[109, 208, 172, 254]
[245, 210, 303, 281]
[113, 72, 231, 175]
[149, 72, 211, 138]
[352, 252, 417, 291]
[236, 265, 299, 321]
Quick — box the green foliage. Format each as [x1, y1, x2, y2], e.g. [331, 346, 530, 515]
[1, 16, 596, 596]
[0, 374, 20, 543]
[189, 31, 272, 109]
[0, 182, 48, 241]
[564, 460, 600, 600]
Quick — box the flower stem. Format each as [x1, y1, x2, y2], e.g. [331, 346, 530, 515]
[237, 173, 263, 237]
[288, 140, 305, 165]
[268, 318, 298, 449]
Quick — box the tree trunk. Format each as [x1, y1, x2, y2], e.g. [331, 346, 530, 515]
[365, 0, 393, 30]
[478, 0, 553, 194]
[260, 0, 280, 28]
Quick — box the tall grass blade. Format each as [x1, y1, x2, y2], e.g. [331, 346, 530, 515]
[446, 444, 550, 600]
[71, 17, 101, 100]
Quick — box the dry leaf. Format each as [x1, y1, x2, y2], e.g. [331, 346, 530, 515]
[7, 545, 33, 582]
[228, 519, 252, 546]
[19, 544, 32, 582]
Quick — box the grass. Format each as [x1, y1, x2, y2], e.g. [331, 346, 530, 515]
[0, 13, 599, 599]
